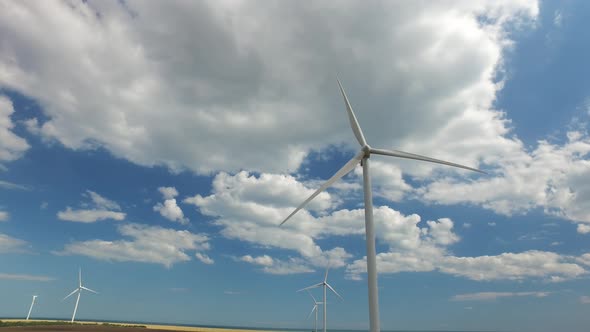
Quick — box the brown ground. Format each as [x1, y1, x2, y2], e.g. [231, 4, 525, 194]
[0, 325, 155, 332]
[0, 321, 280, 332]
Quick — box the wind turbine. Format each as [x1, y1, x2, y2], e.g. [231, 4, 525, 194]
[280, 80, 485, 332]
[26, 295, 37, 320]
[306, 291, 323, 332]
[298, 269, 342, 332]
[63, 268, 98, 323]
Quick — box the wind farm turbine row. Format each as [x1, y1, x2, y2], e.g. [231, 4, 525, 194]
[22, 268, 98, 323]
[299, 269, 341, 332]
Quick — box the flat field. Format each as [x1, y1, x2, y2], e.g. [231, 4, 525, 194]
[0, 321, 280, 332]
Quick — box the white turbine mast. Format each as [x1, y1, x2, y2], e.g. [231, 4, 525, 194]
[26, 295, 37, 320]
[306, 290, 324, 332]
[280, 79, 485, 332]
[298, 269, 342, 332]
[63, 268, 98, 323]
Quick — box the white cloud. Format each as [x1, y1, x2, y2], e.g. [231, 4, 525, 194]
[463, 223, 471, 229]
[186, 170, 589, 281]
[40, 201, 48, 209]
[241, 254, 274, 267]
[86, 190, 121, 210]
[184, 171, 355, 272]
[0, 273, 55, 282]
[347, 250, 587, 282]
[0, 1, 538, 178]
[0, 233, 29, 253]
[581, 296, 590, 304]
[553, 10, 563, 27]
[0, 210, 8, 221]
[57, 190, 125, 223]
[488, 222, 497, 227]
[452, 291, 550, 301]
[158, 187, 179, 200]
[576, 253, 590, 267]
[154, 186, 188, 225]
[0, 180, 29, 190]
[577, 224, 590, 234]
[153, 199, 188, 225]
[58, 207, 125, 223]
[195, 252, 214, 265]
[438, 251, 585, 281]
[0, 96, 29, 164]
[239, 254, 315, 274]
[419, 132, 590, 223]
[55, 223, 211, 268]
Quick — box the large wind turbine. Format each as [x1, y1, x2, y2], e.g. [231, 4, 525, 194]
[280, 80, 484, 332]
[26, 295, 37, 320]
[306, 291, 323, 332]
[298, 269, 342, 332]
[63, 268, 98, 323]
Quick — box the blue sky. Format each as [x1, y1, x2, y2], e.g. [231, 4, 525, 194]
[1, 1, 590, 332]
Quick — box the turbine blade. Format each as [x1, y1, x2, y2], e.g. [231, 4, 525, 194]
[79, 268, 82, 288]
[280, 151, 364, 226]
[307, 290, 317, 303]
[63, 289, 79, 301]
[297, 283, 323, 292]
[337, 79, 367, 147]
[370, 148, 486, 174]
[308, 305, 317, 319]
[80, 286, 98, 294]
[324, 268, 329, 283]
[326, 283, 343, 300]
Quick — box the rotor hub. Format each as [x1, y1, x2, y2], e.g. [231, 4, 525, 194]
[362, 144, 371, 158]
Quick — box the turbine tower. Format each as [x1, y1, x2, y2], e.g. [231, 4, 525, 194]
[306, 290, 323, 332]
[280, 80, 484, 332]
[63, 268, 98, 323]
[26, 295, 37, 320]
[298, 269, 342, 332]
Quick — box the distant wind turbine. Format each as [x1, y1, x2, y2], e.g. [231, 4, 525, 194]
[298, 269, 342, 332]
[306, 290, 323, 332]
[26, 295, 37, 320]
[63, 268, 98, 323]
[280, 79, 485, 332]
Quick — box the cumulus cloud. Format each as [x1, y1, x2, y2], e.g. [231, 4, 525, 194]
[158, 187, 179, 200]
[57, 190, 125, 223]
[153, 186, 188, 225]
[576, 253, 590, 267]
[58, 207, 125, 223]
[86, 190, 121, 210]
[0, 96, 29, 164]
[419, 132, 590, 224]
[55, 223, 211, 268]
[239, 255, 314, 275]
[185, 171, 355, 272]
[0, 180, 29, 190]
[241, 254, 274, 267]
[0, 0, 539, 178]
[581, 296, 590, 304]
[577, 224, 590, 234]
[451, 291, 550, 301]
[0, 210, 8, 221]
[186, 170, 588, 281]
[0, 273, 55, 282]
[0, 233, 29, 253]
[195, 252, 214, 265]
